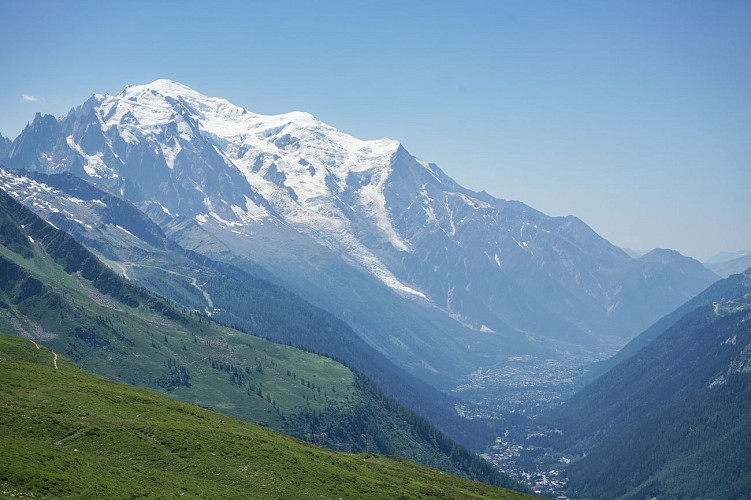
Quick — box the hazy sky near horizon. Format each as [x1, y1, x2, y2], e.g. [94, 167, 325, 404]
[1, 0, 749, 260]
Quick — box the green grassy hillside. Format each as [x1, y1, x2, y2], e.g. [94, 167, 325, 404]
[0, 187, 518, 489]
[0, 334, 532, 499]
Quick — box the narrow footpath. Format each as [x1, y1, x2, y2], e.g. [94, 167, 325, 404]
[28, 338, 58, 369]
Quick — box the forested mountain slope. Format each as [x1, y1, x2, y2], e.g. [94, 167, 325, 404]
[548, 270, 751, 499]
[583, 270, 751, 382]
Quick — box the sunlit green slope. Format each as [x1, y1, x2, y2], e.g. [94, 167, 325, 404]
[0, 334, 533, 499]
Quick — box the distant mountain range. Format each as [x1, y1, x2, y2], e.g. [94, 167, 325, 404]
[705, 252, 751, 278]
[0, 80, 720, 397]
[705, 250, 751, 264]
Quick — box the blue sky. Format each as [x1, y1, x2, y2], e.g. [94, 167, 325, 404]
[1, 0, 749, 260]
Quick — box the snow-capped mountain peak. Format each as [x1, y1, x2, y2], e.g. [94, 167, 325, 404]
[2, 80, 720, 355]
[86, 80, 417, 295]
[107, 79, 401, 173]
